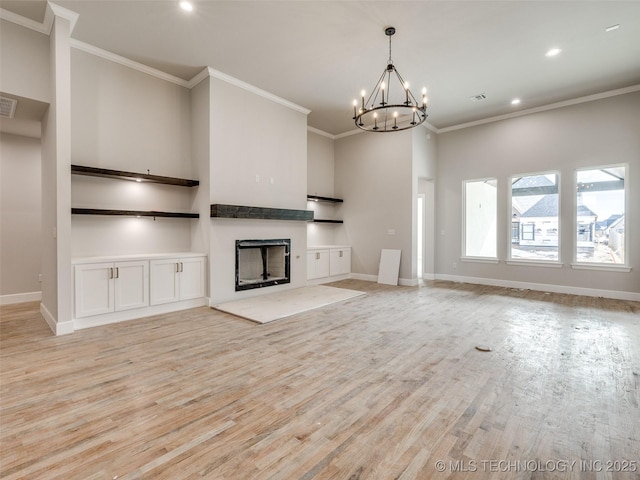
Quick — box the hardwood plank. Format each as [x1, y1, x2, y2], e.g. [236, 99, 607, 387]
[1, 281, 639, 479]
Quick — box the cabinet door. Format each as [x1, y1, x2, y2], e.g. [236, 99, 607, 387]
[179, 257, 205, 300]
[316, 250, 330, 278]
[307, 251, 318, 280]
[307, 250, 330, 280]
[330, 248, 351, 276]
[114, 261, 149, 312]
[75, 263, 114, 318]
[149, 258, 180, 305]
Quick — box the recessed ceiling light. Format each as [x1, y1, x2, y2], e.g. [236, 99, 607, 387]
[605, 24, 620, 32]
[545, 48, 562, 57]
[179, 1, 193, 12]
[511, 98, 521, 105]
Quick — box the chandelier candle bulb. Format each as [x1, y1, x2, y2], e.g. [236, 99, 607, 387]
[374, 112, 378, 130]
[361, 90, 366, 111]
[381, 82, 385, 105]
[353, 99, 357, 118]
[404, 82, 410, 104]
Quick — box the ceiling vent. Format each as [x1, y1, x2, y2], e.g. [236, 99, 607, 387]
[470, 94, 487, 102]
[0, 96, 18, 119]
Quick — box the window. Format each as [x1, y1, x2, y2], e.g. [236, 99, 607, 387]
[576, 165, 626, 264]
[463, 178, 497, 258]
[510, 172, 559, 261]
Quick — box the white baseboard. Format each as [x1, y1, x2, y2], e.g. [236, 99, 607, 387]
[73, 297, 208, 330]
[350, 273, 377, 282]
[435, 274, 640, 302]
[421, 273, 437, 281]
[306, 273, 351, 286]
[39, 302, 74, 336]
[350, 273, 418, 287]
[0, 291, 41, 305]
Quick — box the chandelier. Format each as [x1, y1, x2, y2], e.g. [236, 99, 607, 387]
[353, 27, 428, 132]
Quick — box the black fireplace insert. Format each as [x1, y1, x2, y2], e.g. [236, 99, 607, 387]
[235, 239, 291, 291]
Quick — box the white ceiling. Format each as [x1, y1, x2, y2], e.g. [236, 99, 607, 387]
[2, 1, 640, 135]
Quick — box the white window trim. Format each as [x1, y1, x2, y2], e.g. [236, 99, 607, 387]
[574, 163, 629, 268]
[461, 256, 499, 264]
[508, 170, 561, 264]
[571, 263, 631, 273]
[506, 260, 564, 268]
[462, 177, 498, 260]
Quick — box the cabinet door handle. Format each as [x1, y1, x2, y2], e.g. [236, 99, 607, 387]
[176, 262, 180, 273]
[109, 267, 114, 279]
[339, 251, 343, 258]
[115, 267, 119, 279]
[180, 262, 184, 272]
[316, 252, 320, 260]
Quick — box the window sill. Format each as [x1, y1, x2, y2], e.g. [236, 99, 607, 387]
[571, 263, 631, 273]
[506, 260, 563, 268]
[461, 257, 499, 264]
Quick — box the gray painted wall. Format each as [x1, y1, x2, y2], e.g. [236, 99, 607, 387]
[436, 92, 640, 294]
[0, 133, 42, 296]
[307, 131, 341, 246]
[70, 49, 194, 257]
[335, 130, 414, 280]
[0, 20, 50, 103]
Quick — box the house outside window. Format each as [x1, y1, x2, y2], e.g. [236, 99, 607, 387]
[510, 172, 560, 261]
[575, 165, 626, 264]
[463, 178, 497, 258]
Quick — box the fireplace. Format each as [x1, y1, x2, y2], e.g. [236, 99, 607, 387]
[235, 239, 291, 291]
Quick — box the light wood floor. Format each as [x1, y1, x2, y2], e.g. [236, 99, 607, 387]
[1, 280, 639, 479]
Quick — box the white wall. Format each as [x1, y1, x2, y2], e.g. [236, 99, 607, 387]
[437, 92, 640, 296]
[307, 130, 341, 246]
[412, 127, 437, 279]
[335, 130, 414, 280]
[0, 133, 42, 300]
[70, 48, 195, 258]
[40, 14, 73, 333]
[209, 78, 308, 304]
[190, 76, 212, 259]
[0, 19, 50, 103]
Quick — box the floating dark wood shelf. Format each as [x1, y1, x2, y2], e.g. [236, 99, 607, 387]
[71, 165, 199, 187]
[307, 194, 343, 204]
[312, 219, 344, 224]
[72, 208, 199, 219]
[211, 204, 314, 222]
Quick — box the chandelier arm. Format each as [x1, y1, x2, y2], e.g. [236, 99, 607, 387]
[365, 69, 389, 109]
[392, 68, 421, 106]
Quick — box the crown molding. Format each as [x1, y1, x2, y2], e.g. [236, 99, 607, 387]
[196, 67, 311, 115]
[70, 39, 191, 88]
[307, 126, 335, 140]
[438, 84, 640, 133]
[47, 2, 79, 33]
[0, 7, 49, 34]
[0, 2, 78, 35]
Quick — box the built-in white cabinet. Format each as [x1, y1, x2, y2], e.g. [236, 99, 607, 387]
[330, 248, 351, 276]
[73, 253, 207, 328]
[307, 246, 351, 282]
[74, 260, 148, 318]
[307, 249, 330, 280]
[150, 256, 206, 305]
